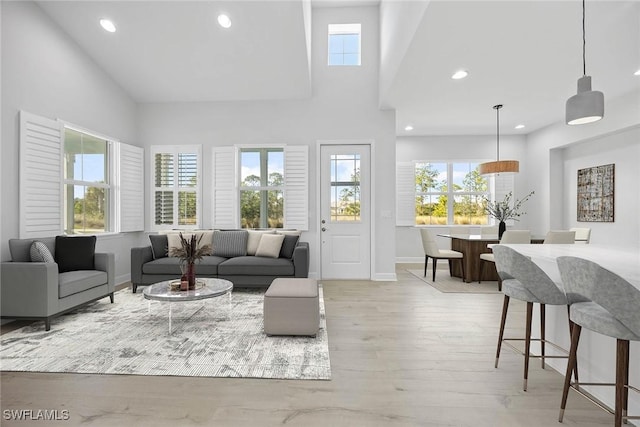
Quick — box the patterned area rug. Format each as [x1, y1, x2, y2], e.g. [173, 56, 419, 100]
[0, 287, 330, 380]
[407, 269, 501, 294]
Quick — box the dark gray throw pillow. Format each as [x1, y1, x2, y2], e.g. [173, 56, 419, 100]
[212, 230, 248, 258]
[55, 235, 96, 273]
[279, 235, 300, 259]
[149, 234, 168, 259]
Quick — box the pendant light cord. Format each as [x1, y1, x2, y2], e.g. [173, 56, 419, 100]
[493, 104, 502, 161]
[582, 0, 586, 76]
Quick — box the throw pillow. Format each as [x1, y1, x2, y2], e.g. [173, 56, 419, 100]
[279, 234, 300, 259]
[29, 241, 55, 263]
[54, 235, 96, 273]
[255, 234, 286, 258]
[166, 233, 194, 257]
[246, 230, 275, 256]
[149, 234, 168, 259]
[212, 230, 248, 258]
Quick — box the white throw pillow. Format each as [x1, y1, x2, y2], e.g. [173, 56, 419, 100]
[246, 230, 275, 256]
[255, 234, 285, 258]
[166, 233, 194, 257]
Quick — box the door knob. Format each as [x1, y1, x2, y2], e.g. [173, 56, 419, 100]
[321, 219, 326, 224]
[322, 227, 326, 232]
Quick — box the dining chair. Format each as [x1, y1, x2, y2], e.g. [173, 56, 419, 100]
[556, 256, 640, 427]
[478, 230, 531, 289]
[419, 228, 465, 282]
[569, 227, 591, 244]
[543, 230, 576, 244]
[492, 245, 575, 391]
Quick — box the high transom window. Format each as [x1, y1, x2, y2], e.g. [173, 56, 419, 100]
[328, 23, 361, 66]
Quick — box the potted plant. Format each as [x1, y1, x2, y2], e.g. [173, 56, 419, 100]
[169, 233, 211, 290]
[483, 191, 535, 239]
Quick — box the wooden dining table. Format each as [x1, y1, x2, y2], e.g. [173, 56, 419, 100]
[437, 234, 544, 283]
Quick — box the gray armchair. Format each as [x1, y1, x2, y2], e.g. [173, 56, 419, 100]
[1, 237, 115, 331]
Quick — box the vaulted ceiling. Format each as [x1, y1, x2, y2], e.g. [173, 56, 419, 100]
[37, 0, 640, 136]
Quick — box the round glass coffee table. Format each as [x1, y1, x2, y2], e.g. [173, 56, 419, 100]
[143, 278, 233, 333]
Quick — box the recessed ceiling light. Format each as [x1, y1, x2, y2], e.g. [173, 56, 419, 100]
[634, 69, 640, 76]
[99, 19, 116, 33]
[404, 125, 414, 131]
[217, 14, 232, 29]
[515, 124, 525, 130]
[451, 70, 468, 80]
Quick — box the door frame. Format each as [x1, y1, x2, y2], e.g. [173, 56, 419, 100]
[316, 140, 376, 280]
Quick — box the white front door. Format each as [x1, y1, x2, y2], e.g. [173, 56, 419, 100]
[320, 144, 371, 279]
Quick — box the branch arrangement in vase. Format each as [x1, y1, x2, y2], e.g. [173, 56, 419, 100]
[484, 190, 535, 222]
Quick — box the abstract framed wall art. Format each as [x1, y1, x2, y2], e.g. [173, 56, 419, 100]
[577, 163, 614, 222]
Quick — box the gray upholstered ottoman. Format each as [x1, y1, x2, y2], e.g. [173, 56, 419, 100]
[263, 278, 319, 337]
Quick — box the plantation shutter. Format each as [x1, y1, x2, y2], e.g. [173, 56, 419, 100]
[119, 143, 144, 232]
[283, 145, 309, 231]
[19, 111, 63, 238]
[212, 146, 238, 229]
[396, 162, 415, 226]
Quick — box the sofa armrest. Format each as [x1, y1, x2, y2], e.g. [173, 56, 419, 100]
[95, 252, 115, 290]
[1, 262, 59, 317]
[131, 246, 153, 285]
[292, 241, 309, 278]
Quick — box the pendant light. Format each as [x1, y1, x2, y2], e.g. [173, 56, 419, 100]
[566, 0, 604, 125]
[479, 104, 519, 175]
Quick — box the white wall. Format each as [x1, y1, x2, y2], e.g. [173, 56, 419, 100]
[137, 6, 397, 280]
[1, 1, 142, 283]
[395, 134, 528, 261]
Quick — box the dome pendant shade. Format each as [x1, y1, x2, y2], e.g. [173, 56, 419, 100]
[566, 76, 604, 125]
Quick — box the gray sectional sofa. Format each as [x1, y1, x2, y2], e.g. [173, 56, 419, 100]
[130, 230, 309, 292]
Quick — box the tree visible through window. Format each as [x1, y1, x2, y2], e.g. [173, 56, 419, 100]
[63, 128, 110, 234]
[415, 162, 489, 225]
[240, 148, 284, 228]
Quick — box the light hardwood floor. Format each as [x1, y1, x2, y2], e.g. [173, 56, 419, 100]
[0, 265, 618, 426]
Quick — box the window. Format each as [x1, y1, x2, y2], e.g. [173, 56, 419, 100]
[151, 145, 201, 229]
[240, 148, 284, 228]
[415, 162, 489, 225]
[63, 128, 111, 234]
[328, 23, 361, 66]
[330, 153, 360, 222]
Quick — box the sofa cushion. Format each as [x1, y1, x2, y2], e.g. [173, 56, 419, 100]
[246, 230, 275, 255]
[30, 241, 55, 263]
[279, 235, 300, 259]
[55, 236, 96, 273]
[167, 231, 214, 257]
[142, 255, 227, 275]
[149, 234, 168, 259]
[218, 256, 294, 276]
[255, 234, 285, 258]
[212, 230, 248, 257]
[59, 270, 107, 298]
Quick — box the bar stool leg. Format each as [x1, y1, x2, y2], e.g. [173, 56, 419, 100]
[524, 302, 533, 391]
[566, 306, 579, 384]
[432, 258, 438, 282]
[540, 304, 546, 369]
[560, 323, 582, 422]
[424, 255, 428, 277]
[615, 339, 629, 427]
[495, 295, 510, 368]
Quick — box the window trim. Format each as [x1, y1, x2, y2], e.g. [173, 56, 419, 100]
[239, 147, 285, 229]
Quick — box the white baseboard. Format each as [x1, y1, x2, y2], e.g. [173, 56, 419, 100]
[373, 273, 397, 281]
[116, 273, 131, 286]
